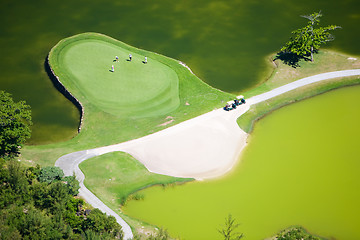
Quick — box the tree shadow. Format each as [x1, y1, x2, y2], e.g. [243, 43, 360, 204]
[274, 52, 302, 68]
[274, 51, 316, 68]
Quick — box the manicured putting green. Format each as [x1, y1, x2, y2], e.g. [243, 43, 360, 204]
[57, 38, 179, 117]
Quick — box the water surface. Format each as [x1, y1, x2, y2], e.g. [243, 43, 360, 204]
[124, 85, 360, 240]
[0, 0, 359, 143]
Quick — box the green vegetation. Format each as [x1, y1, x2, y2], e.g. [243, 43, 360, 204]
[0, 159, 123, 239]
[275, 227, 324, 240]
[79, 152, 192, 207]
[0, 92, 123, 239]
[278, 11, 340, 65]
[53, 37, 180, 118]
[238, 50, 360, 133]
[0, 91, 32, 158]
[133, 228, 173, 240]
[38, 166, 64, 183]
[218, 214, 243, 240]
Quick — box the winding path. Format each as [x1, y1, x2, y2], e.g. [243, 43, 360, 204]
[55, 69, 360, 240]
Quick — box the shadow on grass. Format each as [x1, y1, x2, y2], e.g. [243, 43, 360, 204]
[274, 52, 303, 68]
[274, 51, 316, 68]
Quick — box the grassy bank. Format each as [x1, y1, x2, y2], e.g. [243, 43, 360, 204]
[238, 50, 360, 133]
[79, 151, 192, 208]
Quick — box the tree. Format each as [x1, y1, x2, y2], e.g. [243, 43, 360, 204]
[218, 214, 243, 240]
[84, 208, 123, 239]
[63, 175, 80, 196]
[0, 91, 32, 158]
[1, 160, 123, 240]
[280, 11, 341, 62]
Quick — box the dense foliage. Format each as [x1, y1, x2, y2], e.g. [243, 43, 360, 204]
[0, 91, 32, 158]
[0, 159, 123, 239]
[275, 227, 322, 240]
[280, 11, 340, 62]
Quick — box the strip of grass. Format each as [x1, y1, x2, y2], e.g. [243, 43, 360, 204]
[238, 50, 360, 133]
[244, 50, 360, 98]
[79, 152, 192, 207]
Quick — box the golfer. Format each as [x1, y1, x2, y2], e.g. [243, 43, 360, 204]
[129, 54, 132, 61]
[144, 56, 147, 64]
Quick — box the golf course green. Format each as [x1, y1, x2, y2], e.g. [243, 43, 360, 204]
[50, 33, 179, 118]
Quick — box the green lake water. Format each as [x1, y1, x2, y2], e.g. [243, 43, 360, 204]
[1, 1, 360, 237]
[0, 0, 359, 143]
[123, 85, 360, 240]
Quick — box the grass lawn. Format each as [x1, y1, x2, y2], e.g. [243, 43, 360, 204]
[244, 50, 360, 98]
[59, 39, 180, 117]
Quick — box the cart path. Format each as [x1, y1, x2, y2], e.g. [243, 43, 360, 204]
[55, 69, 360, 240]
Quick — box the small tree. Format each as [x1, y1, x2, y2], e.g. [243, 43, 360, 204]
[280, 11, 341, 62]
[63, 175, 80, 196]
[218, 214, 243, 240]
[0, 91, 32, 158]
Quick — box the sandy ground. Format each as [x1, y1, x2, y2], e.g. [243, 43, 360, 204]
[89, 104, 250, 180]
[55, 69, 360, 240]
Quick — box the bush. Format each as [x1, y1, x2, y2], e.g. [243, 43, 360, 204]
[38, 166, 64, 184]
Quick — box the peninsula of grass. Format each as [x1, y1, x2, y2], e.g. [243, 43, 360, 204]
[21, 32, 234, 166]
[79, 152, 192, 207]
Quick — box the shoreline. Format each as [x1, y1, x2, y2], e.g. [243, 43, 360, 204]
[74, 69, 360, 181]
[55, 69, 360, 239]
[45, 55, 85, 132]
[46, 34, 360, 239]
